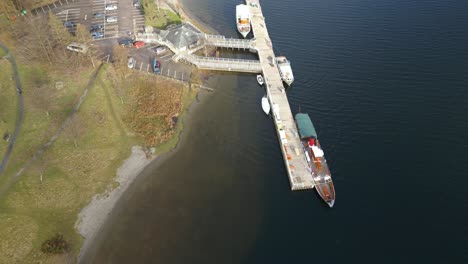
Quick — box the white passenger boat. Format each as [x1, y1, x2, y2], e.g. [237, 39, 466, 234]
[275, 56, 294, 86]
[236, 4, 251, 38]
[257, 75, 264, 86]
[261, 96, 270, 115]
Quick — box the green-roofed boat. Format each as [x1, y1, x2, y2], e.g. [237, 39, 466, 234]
[295, 113, 335, 207]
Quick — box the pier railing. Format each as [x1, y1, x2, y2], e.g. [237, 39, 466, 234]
[177, 53, 262, 73]
[204, 34, 257, 51]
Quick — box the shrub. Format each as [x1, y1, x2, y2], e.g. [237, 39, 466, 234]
[40, 233, 70, 254]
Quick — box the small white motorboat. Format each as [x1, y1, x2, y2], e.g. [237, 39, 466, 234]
[257, 75, 264, 86]
[261, 96, 270, 115]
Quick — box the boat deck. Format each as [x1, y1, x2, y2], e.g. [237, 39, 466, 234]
[246, 0, 313, 190]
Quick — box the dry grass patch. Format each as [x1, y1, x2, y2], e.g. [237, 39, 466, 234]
[125, 76, 185, 146]
[0, 214, 38, 263]
[5, 174, 78, 210]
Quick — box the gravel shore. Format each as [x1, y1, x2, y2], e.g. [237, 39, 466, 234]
[75, 146, 154, 259]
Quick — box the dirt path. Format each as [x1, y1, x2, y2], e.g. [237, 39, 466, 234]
[0, 43, 24, 176]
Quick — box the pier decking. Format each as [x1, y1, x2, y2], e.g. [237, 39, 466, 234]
[246, 0, 313, 190]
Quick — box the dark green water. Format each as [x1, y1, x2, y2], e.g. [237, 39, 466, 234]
[84, 0, 468, 263]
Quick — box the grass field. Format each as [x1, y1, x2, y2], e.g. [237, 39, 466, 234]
[143, 5, 182, 29]
[0, 63, 198, 263]
[0, 60, 17, 158]
[0, 64, 137, 263]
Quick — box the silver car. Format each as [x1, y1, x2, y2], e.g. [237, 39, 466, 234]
[154, 46, 167, 55]
[105, 4, 118, 11]
[106, 16, 117, 23]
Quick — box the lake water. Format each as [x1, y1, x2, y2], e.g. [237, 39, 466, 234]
[82, 0, 468, 263]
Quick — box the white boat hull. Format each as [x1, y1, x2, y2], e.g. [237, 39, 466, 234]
[257, 75, 264, 86]
[261, 96, 270, 115]
[237, 28, 250, 38]
[236, 4, 251, 38]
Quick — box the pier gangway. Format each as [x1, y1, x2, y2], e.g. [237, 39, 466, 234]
[204, 34, 256, 51]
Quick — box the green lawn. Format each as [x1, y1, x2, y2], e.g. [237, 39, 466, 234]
[0, 61, 17, 158]
[143, 5, 182, 29]
[0, 64, 139, 263]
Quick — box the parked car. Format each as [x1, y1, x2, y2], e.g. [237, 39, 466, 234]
[127, 57, 136, 69]
[91, 31, 104, 39]
[133, 0, 141, 8]
[90, 24, 104, 32]
[106, 16, 117, 23]
[118, 38, 134, 47]
[94, 12, 105, 18]
[63, 21, 76, 28]
[151, 45, 167, 55]
[133, 41, 145, 49]
[105, 4, 118, 11]
[66, 43, 88, 53]
[153, 58, 160, 74]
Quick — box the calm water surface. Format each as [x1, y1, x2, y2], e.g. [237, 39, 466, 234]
[84, 0, 468, 263]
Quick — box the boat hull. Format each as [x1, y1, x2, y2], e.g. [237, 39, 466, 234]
[236, 4, 251, 38]
[314, 181, 335, 207]
[261, 96, 270, 115]
[237, 28, 250, 38]
[295, 113, 336, 207]
[276, 56, 294, 86]
[257, 75, 264, 85]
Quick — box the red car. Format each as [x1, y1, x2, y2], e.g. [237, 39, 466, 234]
[133, 41, 145, 49]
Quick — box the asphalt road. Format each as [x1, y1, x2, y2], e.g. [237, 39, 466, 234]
[0, 43, 24, 175]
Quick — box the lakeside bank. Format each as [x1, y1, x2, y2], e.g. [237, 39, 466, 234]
[75, 0, 219, 261]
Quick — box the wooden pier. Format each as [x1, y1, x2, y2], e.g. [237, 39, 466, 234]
[246, 0, 313, 190]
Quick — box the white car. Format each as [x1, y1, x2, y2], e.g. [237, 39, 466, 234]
[106, 16, 117, 23]
[152, 46, 167, 55]
[127, 57, 136, 69]
[105, 4, 118, 11]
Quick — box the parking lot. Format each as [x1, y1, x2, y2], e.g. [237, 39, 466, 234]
[30, 0, 195, 81]
[127, 43, 193, 81]
[38, 0, 145, 41]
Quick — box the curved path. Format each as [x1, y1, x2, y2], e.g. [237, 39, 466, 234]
[0, 43, 24, 175]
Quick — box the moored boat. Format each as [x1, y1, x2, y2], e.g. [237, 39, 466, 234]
[236, 4, 251, 38]
[295, 113, 335, 207]
[257, 75, 264, 86]
[275, 56, 294, 86]
[261, 96, 270, 115]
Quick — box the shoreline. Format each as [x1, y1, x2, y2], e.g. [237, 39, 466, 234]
[75, 146, 155, 260]
[75, 0, 215, 261]
[76, 86, 210, 262]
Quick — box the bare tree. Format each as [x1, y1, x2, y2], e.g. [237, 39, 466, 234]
[14, 15, 54, 64]
[74, 24, 91, 45]
[48, 13, 73, 49]
[112, 45, 129, 78]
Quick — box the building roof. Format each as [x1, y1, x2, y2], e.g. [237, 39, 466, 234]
[159, 23, 202, 50]
[295, 113, 317, 139]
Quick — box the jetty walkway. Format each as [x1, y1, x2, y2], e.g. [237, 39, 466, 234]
[246, 0, 313, 190]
